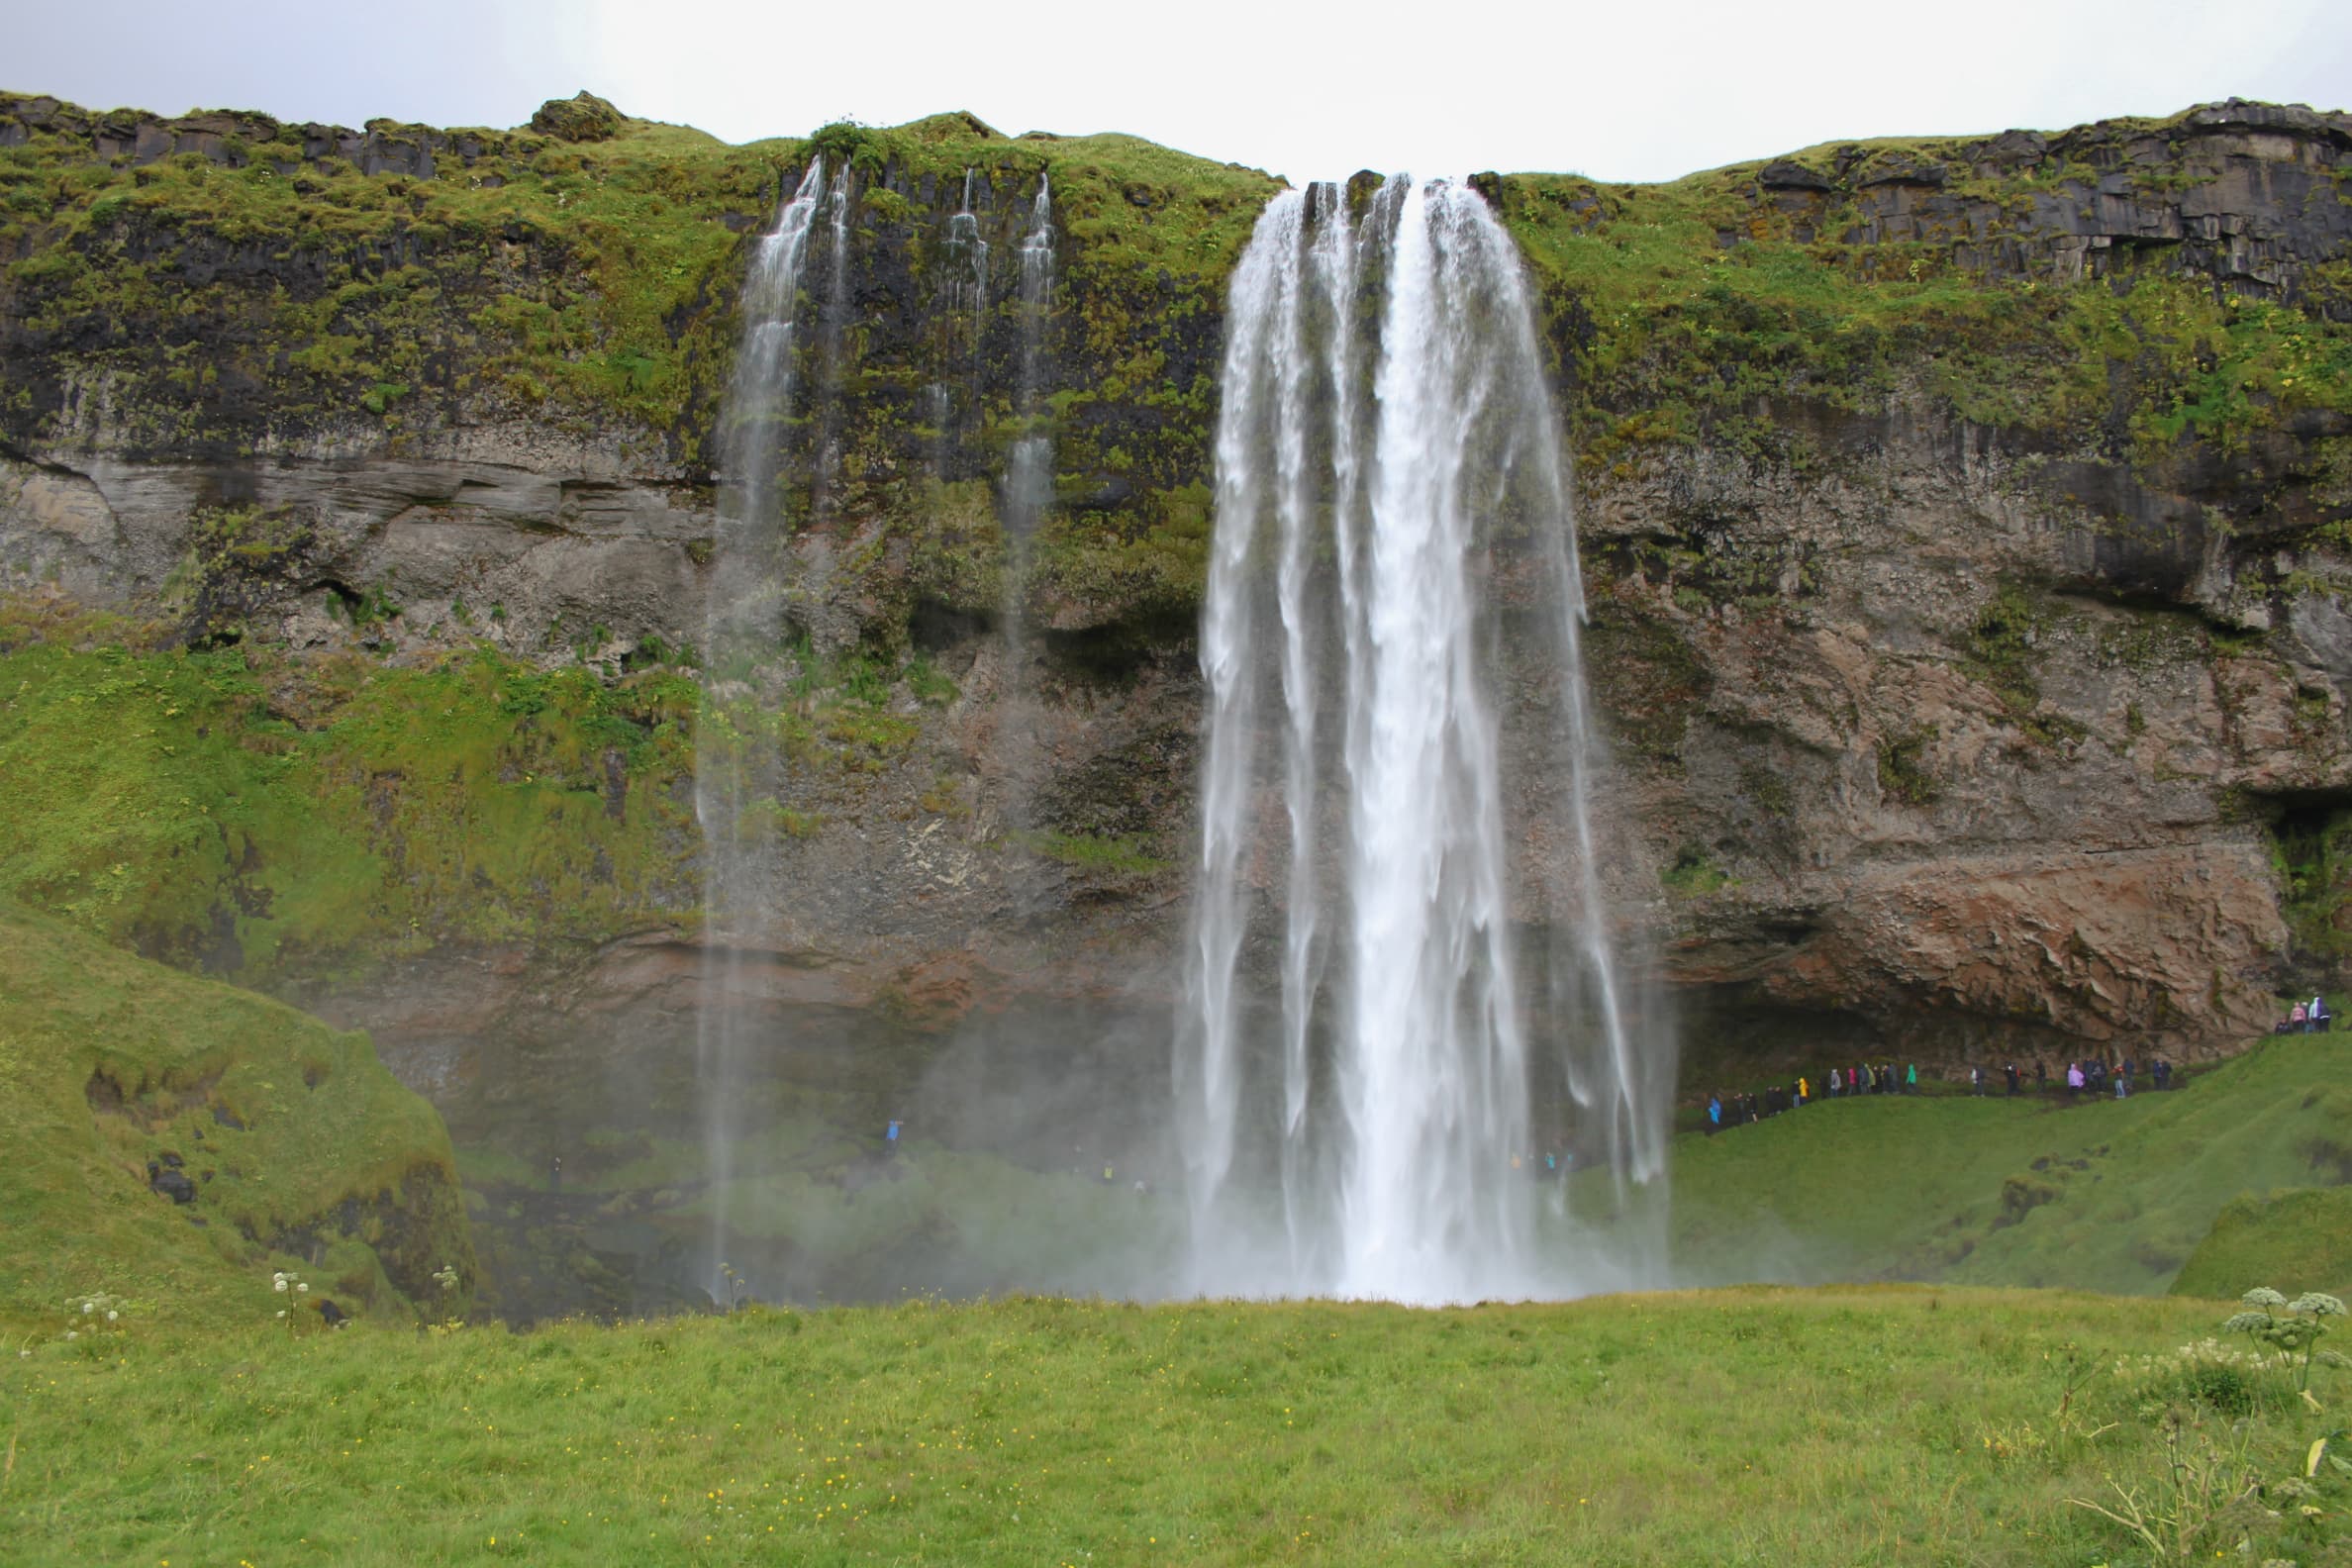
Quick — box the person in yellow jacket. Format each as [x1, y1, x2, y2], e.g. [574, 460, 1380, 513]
[1796, 1074, 1810, 1105]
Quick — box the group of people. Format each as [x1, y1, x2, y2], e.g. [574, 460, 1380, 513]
[1705, 1063, 1912, 1129]
[2278, 994, 2333, 1033]
[1703, 1049, 2189, 1132]
[2061, 1057, 2175, 1097]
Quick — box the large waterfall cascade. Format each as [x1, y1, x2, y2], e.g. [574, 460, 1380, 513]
[1176, 176, 1670, 1304]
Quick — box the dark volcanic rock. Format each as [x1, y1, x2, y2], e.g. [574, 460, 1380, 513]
[1758, 158, 1833, 191]
[147, 1161, 197, 1205]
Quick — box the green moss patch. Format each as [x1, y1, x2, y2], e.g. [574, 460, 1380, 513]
[0, 619, 698, 979]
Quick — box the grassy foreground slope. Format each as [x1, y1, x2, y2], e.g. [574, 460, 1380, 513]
[1659, 1039, 2352, 1296]
[4, 1289, 2345, 1567]
[0, 901, 473, 1324]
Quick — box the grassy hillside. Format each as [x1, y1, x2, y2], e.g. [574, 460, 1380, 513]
[0, 900, 473, 1323]
[1651, 1038, 2352, 1296]
[2, 1288, 2342, 1566]
[2174, 1186, 2352, 1302]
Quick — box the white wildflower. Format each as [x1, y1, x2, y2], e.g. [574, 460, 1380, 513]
[106, 1310, 118, 1323]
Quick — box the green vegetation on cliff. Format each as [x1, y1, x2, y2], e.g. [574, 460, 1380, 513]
[1491, 113, 2352, 480]
[0, 599, 699, 977]
[0, 901, 473, 1323]
[0, 94, 1274, 471]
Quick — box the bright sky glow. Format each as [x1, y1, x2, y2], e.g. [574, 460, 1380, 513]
[11, 0, 2350, 184]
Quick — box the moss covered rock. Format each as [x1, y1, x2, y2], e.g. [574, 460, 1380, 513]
[529, 92, 625, 144]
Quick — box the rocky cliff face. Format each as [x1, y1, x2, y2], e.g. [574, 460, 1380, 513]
[4, 90, 2351, 1308]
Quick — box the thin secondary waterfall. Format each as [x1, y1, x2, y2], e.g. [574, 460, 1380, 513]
[1177, 177, 1666, 1303]
[1003, 173, 1055, 554]
[987, 174, 1056, 838]
[694, 158, 835, 1296]
[927, 169, 991, 475]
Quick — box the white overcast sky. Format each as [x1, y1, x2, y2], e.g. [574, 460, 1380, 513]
[9, 0, 2349, 184]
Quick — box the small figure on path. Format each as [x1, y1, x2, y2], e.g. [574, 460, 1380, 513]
[885, 1119, 902, 1157]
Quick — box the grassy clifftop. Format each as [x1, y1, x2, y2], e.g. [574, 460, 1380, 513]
[0, 91, 1275, 467]
[1494, 102, 2352, 482]
[0, 900, 474, 1325]
[5, 91, 2343, 600]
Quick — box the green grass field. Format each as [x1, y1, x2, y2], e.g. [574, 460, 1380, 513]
[11, 1032, 2351, 1564]
[4, 1287, 2346, 1567]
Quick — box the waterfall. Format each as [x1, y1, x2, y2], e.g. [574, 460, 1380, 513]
[1004, 172, 1055, 553]
[1177, 177, 1668, 1304]
[694, 158, 835, 1299]
[927, 169, 991, 476]
[986, 173, 1056, 843]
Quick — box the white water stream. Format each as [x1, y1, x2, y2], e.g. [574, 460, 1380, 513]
[1177, 177, 1668, 1303]
[695, 158, 835, 1294]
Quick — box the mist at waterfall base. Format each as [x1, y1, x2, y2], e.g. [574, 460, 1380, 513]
[685, 163, 1673, 1310]
[1174, 176, 1676, 1305]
